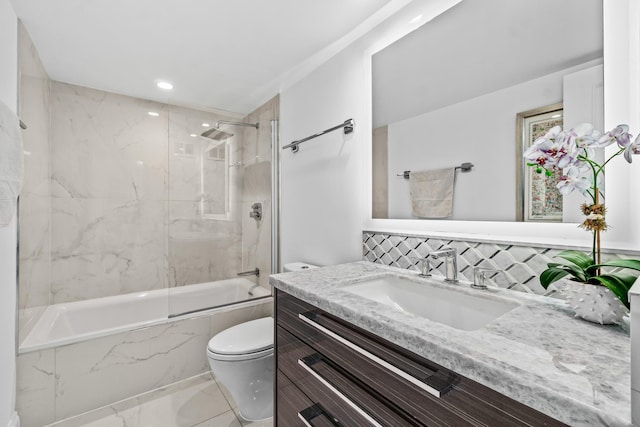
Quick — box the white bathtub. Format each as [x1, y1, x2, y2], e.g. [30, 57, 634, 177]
[19, 278, 271, 353]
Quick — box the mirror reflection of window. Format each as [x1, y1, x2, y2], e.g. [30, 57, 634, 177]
[372, 0, 603, 222]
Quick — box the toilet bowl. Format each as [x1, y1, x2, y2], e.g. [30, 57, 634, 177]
[207, 317, 274, 421]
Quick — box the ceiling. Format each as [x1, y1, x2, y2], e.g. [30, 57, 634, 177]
[11, 0, 394, 114]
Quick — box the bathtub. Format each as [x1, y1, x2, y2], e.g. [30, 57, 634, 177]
[17, 278, 273, 427]
[19, 277, 271, 353]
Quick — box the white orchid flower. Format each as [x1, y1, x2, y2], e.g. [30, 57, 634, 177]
[557, 166, 591, 196]
[597, 124, 631, 148]
[624, 133, 640, 163]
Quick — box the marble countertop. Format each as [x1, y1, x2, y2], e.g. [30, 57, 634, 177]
[270, 261, 631, 427]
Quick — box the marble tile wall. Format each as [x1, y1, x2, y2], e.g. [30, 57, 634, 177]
[167, 105, 244, 291]
[18, 23, 52, 330]
[46, 84, 252, 303]
[16, 300, 273, 427]
[49, 82, 170, 303]
[48, 373, 241, 427]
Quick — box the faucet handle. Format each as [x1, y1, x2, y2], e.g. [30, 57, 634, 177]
[472, 267, 499, 290]
[418, 258, 432, 278]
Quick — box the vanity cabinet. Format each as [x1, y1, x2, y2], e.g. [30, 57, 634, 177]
[275, 289, 566, 426]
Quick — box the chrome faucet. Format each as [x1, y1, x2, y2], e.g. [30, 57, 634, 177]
[430, 247, 458, 283]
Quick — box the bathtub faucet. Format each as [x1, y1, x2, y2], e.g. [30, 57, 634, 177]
[237, 268, 260, 277]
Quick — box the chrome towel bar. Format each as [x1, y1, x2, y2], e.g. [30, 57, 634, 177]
[397, 162, 474, 179]
[283, 118, 354, 153]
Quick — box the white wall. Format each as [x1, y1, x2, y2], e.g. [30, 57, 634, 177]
[280, 0, 640, 266]
[280, 46, 365, 266]
[0, 0, 19, 426]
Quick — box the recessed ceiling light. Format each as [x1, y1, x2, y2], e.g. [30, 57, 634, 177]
[190, 133, 197, 137]
[409, 14, 423, 24]
[148, 111, 160, 117]
[202, 123, 210, 127]
[551, 114, 562, 119]
[156, 81, 173, 90]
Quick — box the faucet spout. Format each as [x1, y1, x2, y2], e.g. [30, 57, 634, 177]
[430, 247, 458, 283]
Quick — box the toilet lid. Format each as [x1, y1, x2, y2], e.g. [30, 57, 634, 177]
[207, 317, 273, 355]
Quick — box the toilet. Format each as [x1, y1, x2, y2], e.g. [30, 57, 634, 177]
[206, 262, 317, 421]
[207, 317, 274, 421]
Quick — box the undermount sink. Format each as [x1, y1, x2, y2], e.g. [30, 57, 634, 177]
[342, 275, 519, 331]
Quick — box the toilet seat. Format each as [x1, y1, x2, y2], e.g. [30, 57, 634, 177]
[207, 317, 273, 361]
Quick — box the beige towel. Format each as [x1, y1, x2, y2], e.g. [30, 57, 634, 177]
[0, 100, 23, 226]
[409, 168, 455, 218]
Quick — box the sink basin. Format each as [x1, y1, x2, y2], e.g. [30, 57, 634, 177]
[342, 275, 518, 331]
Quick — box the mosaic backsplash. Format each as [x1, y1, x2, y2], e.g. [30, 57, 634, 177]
[363, 231, 624, 295]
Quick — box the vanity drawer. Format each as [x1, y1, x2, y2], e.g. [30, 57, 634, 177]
[278, 369, 363, 427]
[277, 370, 318, 426]
[277, 325, 417, 426]
[276, 290, 567, 427]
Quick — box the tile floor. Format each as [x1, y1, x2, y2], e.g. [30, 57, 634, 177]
[46, 373, 273, 427]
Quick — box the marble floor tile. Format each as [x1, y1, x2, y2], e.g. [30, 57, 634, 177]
[192, 411, 241, 427]
[193, 411, 273, 427]
[214, 382, 272, 427]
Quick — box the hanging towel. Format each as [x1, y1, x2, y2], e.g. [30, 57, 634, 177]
[0, 100, 23, 226]
[409, 168, 455, 218]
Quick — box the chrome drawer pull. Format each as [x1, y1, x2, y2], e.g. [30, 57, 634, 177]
[299, 312, 443, 398]
[297, 403, 343, 427]
[298, 357, 383, 427]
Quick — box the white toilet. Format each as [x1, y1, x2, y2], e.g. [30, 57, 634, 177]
[206, 263, 317, 421]
[207, 317, 274, 421]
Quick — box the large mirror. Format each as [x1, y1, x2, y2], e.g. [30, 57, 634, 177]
[372, 0, 603, 222]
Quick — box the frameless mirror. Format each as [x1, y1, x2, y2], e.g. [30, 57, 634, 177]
[372, 0, 603, 222]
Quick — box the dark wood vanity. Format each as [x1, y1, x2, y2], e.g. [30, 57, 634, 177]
[275, 289, 566, 426]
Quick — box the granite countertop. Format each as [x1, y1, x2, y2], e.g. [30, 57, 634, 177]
[269, 261, 631, 427]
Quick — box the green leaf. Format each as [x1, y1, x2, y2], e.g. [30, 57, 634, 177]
[554, 250, 594, 270]
[539, 267, 570, 288]
[593, 259, 640, 273]
[590, 274, 636, 309]
[545, 262, 588, 282]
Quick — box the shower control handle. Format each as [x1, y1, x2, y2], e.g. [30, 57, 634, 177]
[250, 203, 262, 221]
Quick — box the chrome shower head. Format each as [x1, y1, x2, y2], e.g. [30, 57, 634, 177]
[215, 120, 259, 129]
[200, 127, 234, 140]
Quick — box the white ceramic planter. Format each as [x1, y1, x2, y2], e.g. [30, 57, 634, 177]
[561, 280, 628, 325]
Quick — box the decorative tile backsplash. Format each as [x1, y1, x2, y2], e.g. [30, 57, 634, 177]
[363, 231, 624, 295]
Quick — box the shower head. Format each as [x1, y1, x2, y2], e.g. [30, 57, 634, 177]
[200, 127, 234, 141]
[200, 120, 259, 141]
[215, 120, 259, 129]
